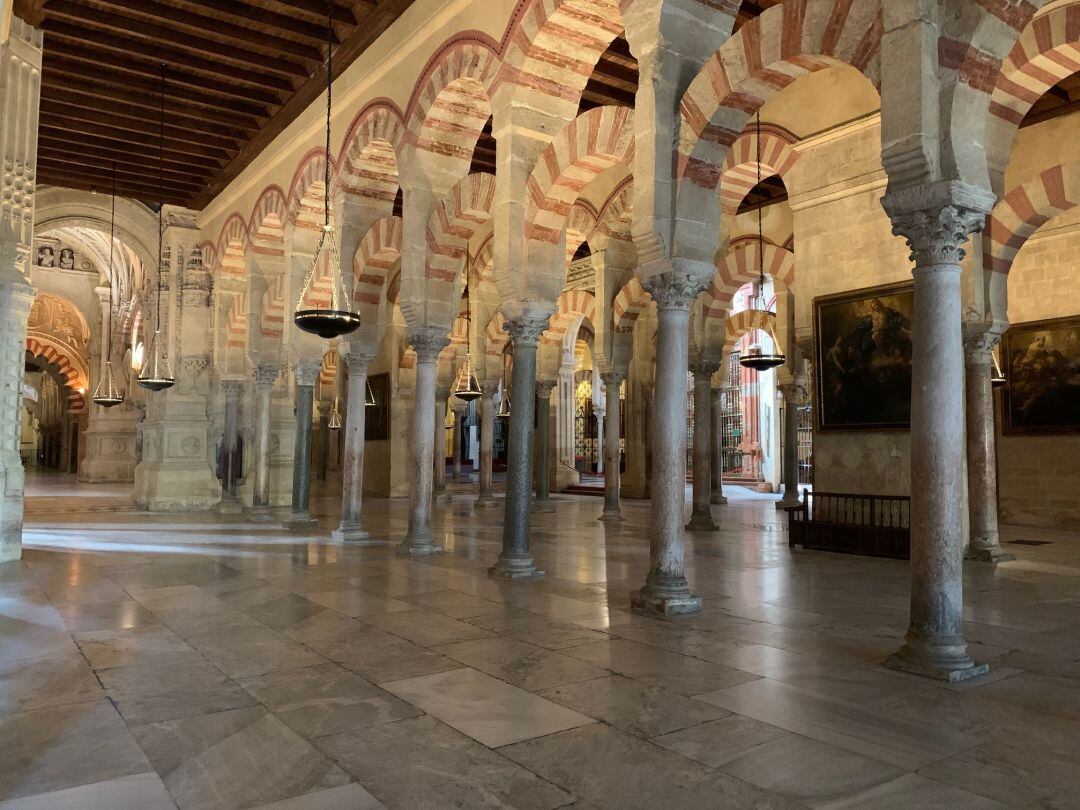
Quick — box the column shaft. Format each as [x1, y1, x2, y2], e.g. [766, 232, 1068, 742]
[451, 406, 463, 481]
[333, 352, 373, 542]
[401, 330, 446, 556]
[711, 387, 727, 505]
[218, 382, 242, 513]
[533, 381, 555, 511]
[687, 365, 718, 531]
[477, 385, 497, 507]
[249, 368, 277, 521]
[777, 388, 801, 508]
[600, 371, 625, 521]
[434, 390, 449, 502]
[284, 374, 317, 530]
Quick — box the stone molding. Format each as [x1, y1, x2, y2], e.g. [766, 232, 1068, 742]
[408, 326, 450, 362]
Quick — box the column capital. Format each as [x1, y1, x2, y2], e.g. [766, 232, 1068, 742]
[222, 379, 244, 398]
[344, 348, 375, 375]
[962, 327, 1002, 363]
[600, 368, 627, 388]
[690, 360, 720, 379]
[506, 311, 552, 347]
[408, 326, 450, 363]
[778, 381, 809, 404]
[293, 359, 321, 387]
[535, 379, 557, 397]
[253, 364, 279, 388]
[643, 268, 711, 311]
[481, 381, 500, 398]
[883, 183, 994, 269]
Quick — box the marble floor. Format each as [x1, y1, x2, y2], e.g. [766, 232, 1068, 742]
[3, 473, 1080, 809]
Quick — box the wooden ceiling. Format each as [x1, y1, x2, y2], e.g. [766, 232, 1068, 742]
[16, 0, 414, 208]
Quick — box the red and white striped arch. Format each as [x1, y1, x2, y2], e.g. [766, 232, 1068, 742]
[496, 0, 622, 120]
[720, 126, 800, 215]
[723, 308, 776, 354]
[260, 274, 287, 338]
[288, 148, 338, 230]
[565, 201, 598, 263]
[354, 216, 402, 324]
[406, 38, 498, 178]
[525, 105, 635, 248]
[984, 160, 1080, 276]
[426, 172, 497, 284]
[676, 0, 881, 256]
[987, 3, 1079, 184]
[611, 277, 650, 333]
[215, 215, 249, 279]
[594, 177, 633, 243]
[249, 186, 287, 253]
[541, 288, 596, 346]
[703, 240, 795, 318]
[336, 100, 405, 206]
[484, 310, 509, 365]
[25, 336, 87, 412]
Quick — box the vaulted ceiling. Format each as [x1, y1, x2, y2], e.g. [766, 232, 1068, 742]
[16, 0, 414, 208]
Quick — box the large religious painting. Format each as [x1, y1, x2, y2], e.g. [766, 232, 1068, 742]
[365, 372, 390, 440]
[1002, 315, 1080, 435]
[814, 281, 914, 431]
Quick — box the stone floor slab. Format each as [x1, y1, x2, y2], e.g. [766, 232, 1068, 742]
[651, 713, 791, 766]
[0, 773, 175, 810]
[435, 636, 609, 692]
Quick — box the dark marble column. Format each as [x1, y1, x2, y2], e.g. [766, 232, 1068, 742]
[776, 383, 803, 509]
[686, 361, 719, 531]
[490, 313, 549, 579]
[283, 360, 320, 530]
[710, 385, 727, 505]
[249, 364, 279, 522]
[477, 382, 498, 507]
[333, 349, 375, 543]
[434, 387, 451, 503]
[533, 379, 556, 512]
[218, 379, 243, 514]
[599, 369, 626, 521]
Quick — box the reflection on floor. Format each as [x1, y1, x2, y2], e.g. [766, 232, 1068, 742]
[2, 476, 1079, 808]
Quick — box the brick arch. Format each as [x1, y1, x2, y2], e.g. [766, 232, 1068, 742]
[986, 3, 1080, 192]
[612, 277, 650, 333]
[985, 160, 1080, 277]
[720, 126, 800, 216]
[215, 215, 249, 270]
[484, 310, 509, 364]
[336, 100, 404, 208]
[425, 172, 497, 284]
[406, 37, 498, 179]
[723, 308, 776, 354]
[496, 0, 623, 120]
[676, 0, 881, 262]
[594, 176, 633, 243]
[226, 292, 248, 350]
[288, 147, 339, 227]
[544, 288, 596, 343]
[248, 185, 287, 250]
[704, 241, 795, 318]
[260, 274, 287, 338]
[354, 215, 402, 324]
[565, 201, 598, 264]
[26, 336, 87, 412]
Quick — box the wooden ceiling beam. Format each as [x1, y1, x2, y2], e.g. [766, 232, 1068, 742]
[39, 125, 229, 166]
[42, 22, 297, 92]
[88, 0, 324, 63]
[45, 1, 310, 79]
[41, 99, 245, 151]
[43, 55, 271, 120]
[42, 41, 285, 107]
[38, 135, 218, 176]
[37, 165, 192, 205]
[37, 148, 208, 191]
[178, 0, 340, 45]
[261, 0, 359, 25]
[39, 111, 234, 161]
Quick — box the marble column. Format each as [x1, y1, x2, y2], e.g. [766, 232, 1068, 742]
[599, 369, 626, 521]
[477, 382, 498, 507]
[596, 412, 605, 475]
[451, 402, 464, 482]
[964, 330, 1014, 563]
[687, 362, 720, 531]
[401, 328, 448, 556]
[434, 387, 451, 503]
[491, 314, 549, 579]
[776, 384, 802, 509]
[710, 385, 727, 505]
[249, 365, 278, 521]
[643, 384, 654, 500]
[0, 17, 42, 562]
[283, 360, 320, 530]
[533, 379, 556, 512]
[631, 272, 707, 617]
[315, 401, 330, 482]
[333, 350, 376, 542]
[218, 380, 243, 514]
[883, 198, 991, 682]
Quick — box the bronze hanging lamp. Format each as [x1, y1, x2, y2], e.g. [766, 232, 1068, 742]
[93, 164, 124, 408]
[496, 354, 511, 418]
[365, 380, 377, 407]
[137, 63, 176, 392]
[452, 265, 482, 402]
[293, 0, 361, 340]
[328, 397, 342, 429]
[991, 346, 1007, 388]
[739, 111, 787, 373]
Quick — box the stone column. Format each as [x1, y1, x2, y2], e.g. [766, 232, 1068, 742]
[333, 349, 375, 543]
[401, 327, 448, 556]
[0, 16, 41, 562]
[433, 387, 450, 503]
[599, 369, 626, 521]
[477, 382, 498, 507]
[283, 360, 319, 530]
[595, 412, 605, 475]
[686, 361, 720, 531]
[491, 314, 549, 579]
[883, 197, 992, 682]
[315, 401, 330, 483]
[249, 365, 277, 521]
[776, 384, 802, 509]
[218, 380, 242, 514]
[631, 273, 706, 617]
[533, 379, 556, 512]
[451, 402, 464, 482]
[963, 330, 1014, 563]
[711, 385, 727, 505]
[643, 384, 654, 500]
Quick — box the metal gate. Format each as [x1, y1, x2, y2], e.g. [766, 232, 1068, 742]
[721, 351, 744, 475]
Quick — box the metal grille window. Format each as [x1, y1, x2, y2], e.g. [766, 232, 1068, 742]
[721, 350, 744, 475]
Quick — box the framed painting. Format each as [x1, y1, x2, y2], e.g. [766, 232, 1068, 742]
[1001, 315, 1080, 435]
[365, 372, 390, 440]
[814, 281, 914, 431]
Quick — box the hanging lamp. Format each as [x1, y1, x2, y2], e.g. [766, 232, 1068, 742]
[92, 164, 124, 408]
[496, 354, 511, 418]
[991, 346, 1007, 388]
[293, 1, 361, 340]
[452, 264, 482, 401]
[365, 380, 377, 407]
[137, 63, 176, 392]
[739, 111, 787, 373]
[328, 397, 342, 429]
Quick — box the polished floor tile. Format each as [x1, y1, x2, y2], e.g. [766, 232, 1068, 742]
[0, 649, 102, 714]
[435, 636, 608, 692]
[0, 773, 175, 810]
[250, 782, 385, 809]
[651, 713, 791, 766]
[382, 666, 594, 747]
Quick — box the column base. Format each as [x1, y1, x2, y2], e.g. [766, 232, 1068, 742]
[965, 545, 1016, 563]
[283, 512, 318, 530]
[331, 524, 373, 543]
[775, 496, 801, 510]
[397, 538, 443, 557]
[685, 513, 719, 532]
[488, 555, 544, 579]
[532, 499, 556, 514]
[247, 507, 276, 523]
[217, 498, 244, 515]
[476, 496, 499, 508]
[710, 494, 728, 505]
[436, 492, 453, 504]
[631, 585, 702, 618]
[598, 509, 621, 522]
[883, 637, 989, 683]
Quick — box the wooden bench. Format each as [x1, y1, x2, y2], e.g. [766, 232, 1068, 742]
[786, 490, 910, 559]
